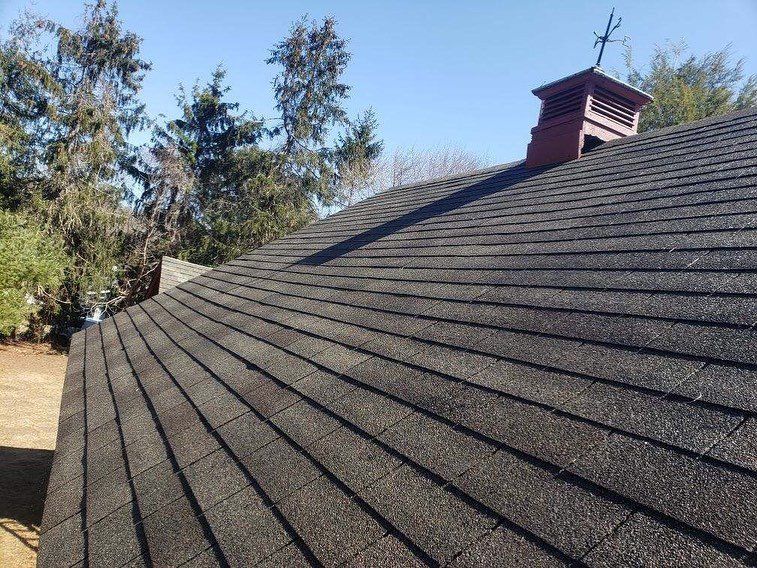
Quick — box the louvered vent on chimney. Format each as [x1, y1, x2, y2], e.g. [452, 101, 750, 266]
[526, 67, 652, 168]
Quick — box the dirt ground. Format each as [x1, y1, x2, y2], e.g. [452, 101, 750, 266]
[0, 342, 67, 568]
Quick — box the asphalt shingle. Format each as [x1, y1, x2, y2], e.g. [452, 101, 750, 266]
[583, 513, 746, 568]
[455, 450, 629, 557]
[203, 486, 291, 567]
[140, 496, 214, 567]
[361, 464, 497, 564]
[569, 434, 757, 549]
[278, 476, 386, 566]
[41, 108, 757, 567]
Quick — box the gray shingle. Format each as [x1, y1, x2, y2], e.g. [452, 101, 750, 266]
[469, 359, 590, 407]
[164, 422, 219, 469]
[269, 399, 341, 447]
[196, 389, 249, 429]
[327, 386, 413, 436]
[37, 514, 85, 567]
[241, 437, 321, 503]
[87, 435, 127, 483]
[182, 448, 250, 510]
[564, 381, 743, 452]
[141, 496, 214, 566]
[361, 464, 497, 564]
[177, 547, 223, 567]
[569, 434, 757, 549]
[342, 534, 424, 567]
[86, 502, 143, 568]
[307, 426, 402, 491]
[450, 525, 568, 568]
[379, 412, 495, 479]
[214, 411, 280, 459]
[203, 486, 291, 566]
[241, 379, 300, 418]
[707, 418, 757, 471]
[673, 363, 757, 413]
[39, 476, 83, 534]
[85, 465, 132, 527]
[131, 459, 184, 517]
[291, 369, 358, 405]
[583, 513, 745, 568]
[279, 476, 385, 566]
[255, 543, 310, 567]
[455, 450, 629, 557]
[42, 108, 757, 567]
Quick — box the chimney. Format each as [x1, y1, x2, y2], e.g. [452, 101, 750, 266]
[525, 66, 653, 168]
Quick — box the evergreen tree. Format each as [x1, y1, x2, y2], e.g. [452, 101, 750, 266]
[42, 0, 150, 323]
[136, 16, 379, 278]
[136, 65, 264, 250]
[0, 5, 382, 331]
[267, 16, 352, 206]
[626, 42, 757, 132]
[0, 15, 57, 207]
[133, 66, 311, 280]
[332, 108, 383, 207]
[0, 210, 66, 337]
[0, 1, 151, 327]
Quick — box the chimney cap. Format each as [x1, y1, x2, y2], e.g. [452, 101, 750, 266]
[532, 66, 653, 103]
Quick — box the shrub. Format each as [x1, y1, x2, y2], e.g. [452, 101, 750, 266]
[0, 210, 67, 337]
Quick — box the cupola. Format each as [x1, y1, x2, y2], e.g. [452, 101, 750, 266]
[525, 66, 653, 168]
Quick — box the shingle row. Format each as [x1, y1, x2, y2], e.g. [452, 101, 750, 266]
[41, 108, 757, 567]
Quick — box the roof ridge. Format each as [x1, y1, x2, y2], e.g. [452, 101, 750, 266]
[335, 159, 526, 214]
[347, 107, 757, 216]
[162, 256, 209, 270]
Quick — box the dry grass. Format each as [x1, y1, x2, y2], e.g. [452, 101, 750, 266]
[0, 342, 67, 568]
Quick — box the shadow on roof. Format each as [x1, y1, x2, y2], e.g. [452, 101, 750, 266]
[297, 162, 542, 265]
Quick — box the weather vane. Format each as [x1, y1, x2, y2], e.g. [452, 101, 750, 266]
[593, 8, 628, 67]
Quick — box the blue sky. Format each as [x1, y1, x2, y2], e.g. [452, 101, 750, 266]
[2, 0, 756, 164]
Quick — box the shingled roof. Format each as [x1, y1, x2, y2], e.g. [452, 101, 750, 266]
[41, 107, 757, 567]
[146, 256, 210, 298]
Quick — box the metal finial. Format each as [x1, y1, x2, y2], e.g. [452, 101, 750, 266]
[593, 8, 627, 67]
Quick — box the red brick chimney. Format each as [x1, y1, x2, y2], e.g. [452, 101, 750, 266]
[526, 66, 653, 168]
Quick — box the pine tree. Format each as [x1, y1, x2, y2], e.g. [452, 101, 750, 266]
[133, 66, 312, 277]
[0, 210, 66, 337]
[0, 14, 57, 207]
[626, 42, 757, 132]
[332, 109, 384, 207]
[40, 0, 151, 323]
[267, 16, 352, 207]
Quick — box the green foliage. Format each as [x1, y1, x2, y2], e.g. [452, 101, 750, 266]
[334, 109, 383, 170]
[1, 0, 151, 328]
[132, 67, 305, 276]
[43, 0, 150, 308]
[267, 16, 352, 205]
[155, 67, 265, 208]
[189, 144, 313, 265]
[268, 16, 350, 149]
[0, 3, 381, 335]
[332, 109, 384, 207]
[0, 210, 66, 336]
[0, 15, 58, 207]
[136, 16, 378, 273]
[626, 42, 757, 132]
